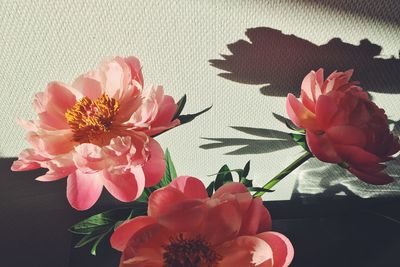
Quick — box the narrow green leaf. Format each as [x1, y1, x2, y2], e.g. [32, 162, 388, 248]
[74, 233, 105, 248]
[164, 149, 177, 182]
[289, 133, 310, 152]
[214, 165, 233, 190]
[90, 228, 113, 256]
[177, 105, 212, 124]
[69, 215, 113, 235]
[239, 177, 253, 188]
[206, 181, 215, 197]
[242, 161, 250, 178]
[69, 208, 134, 234]
[136, 188, 152, 203]
[247, 187, 275, 193]
[172, 94, 187, 120]
[273, 112, 302, 131]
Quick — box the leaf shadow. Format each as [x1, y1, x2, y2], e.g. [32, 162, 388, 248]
[200, 126, 296, 155]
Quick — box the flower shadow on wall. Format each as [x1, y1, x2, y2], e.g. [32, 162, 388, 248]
[210, 27, 400, 97]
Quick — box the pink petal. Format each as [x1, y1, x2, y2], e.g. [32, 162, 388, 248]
[334, 145, 381, 166]
[72, 71, 102, 100]
[348, 166, 394, 185]
[105, 136, 132, 156]
[258, 203, 273, 232]
[144, 91, 180, 136]
[103, 167, 145, 202]
[110, 216, 157, 251]
[201, 200, 242, 246]
[148, 187, 188, 218]
[119, 223, 169, 267]
[100, 57, 131, 100]
[300, 71, 316, 103]
[157, 199, 206, 232]
[36, 156, 75, 181]
[257, 232, 294, 267]
[11, 160, 41, 172]
[213, 182, 248, 198]
[315, 68, 324, 86]
[26, 129, 76, 156]
[114, 87, 142, 123]
[213, 182, 253, 215]
[218, 236, 273, 267]
[169, 176, 208, 199]
[66, 170, 104, 210]
[240, 197, 269, 236]
[286, 94, 316, 129]
[73, 143, 104, 172]
[124, 56, 144, 88]
[326, 126, 367, 147]
[306, 131, 342, 163]
[11, 148, 46, 171]
[34, 82, 80, 130]
[315, 95, 338, 129]
[141, 139, 166, 187]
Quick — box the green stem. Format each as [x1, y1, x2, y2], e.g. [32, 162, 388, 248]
[253, 151, 313, 198]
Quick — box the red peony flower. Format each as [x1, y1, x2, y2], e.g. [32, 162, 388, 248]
[286, 68, 400, 184]
[111, 176, 294, 267]
[11, 56, 180, 210]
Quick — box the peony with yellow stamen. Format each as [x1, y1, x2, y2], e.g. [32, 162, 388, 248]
[12, 56, 180, 210]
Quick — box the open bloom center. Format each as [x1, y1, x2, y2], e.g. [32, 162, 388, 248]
[163, 234, 221, 267]
[65, 94, 120, 145]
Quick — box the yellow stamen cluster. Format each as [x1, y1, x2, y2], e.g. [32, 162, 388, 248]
[65, 94, 120, 145]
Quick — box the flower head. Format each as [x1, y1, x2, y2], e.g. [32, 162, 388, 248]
[12, 56, 180, 210]
[111, 176, 294, 267]
[286, 68, 400, 184]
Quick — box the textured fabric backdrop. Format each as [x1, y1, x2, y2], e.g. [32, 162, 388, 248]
[1, 0, 399, 200]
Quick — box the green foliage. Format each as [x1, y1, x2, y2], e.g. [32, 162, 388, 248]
[289, 133, 310, 152]
[177, 105, 212, 124]
[207, 161, 254, 196]
[172, 94, 187, 120]
[70, 149, 178, 255]
[69, 206, 146, 255]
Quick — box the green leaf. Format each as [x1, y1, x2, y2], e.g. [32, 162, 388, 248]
[273, 112, 303, 132]
[172, 94, 187, 120]
[69, 207, 142, 234]
[69, 214, 114, 235]
[289, 133, 310, 152]
[214, 165, 233, 191]
[71, 206, 147, 255]
[239, 177, 253, 187]
[206, 181, 215, 197]
[177, 105, 212, 124]
[137, 188, 154, 203]
[242, 161, 250, 178]
[247, 187, 275, 193]
[74, 232, 106, 248]
[159, 148, 177, 187]
[90, 228, 113, 256]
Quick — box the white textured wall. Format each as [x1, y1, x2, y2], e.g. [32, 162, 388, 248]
[1, 0, 399, 200]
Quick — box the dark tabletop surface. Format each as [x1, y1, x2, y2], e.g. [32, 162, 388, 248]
[1, 158, 400, 267]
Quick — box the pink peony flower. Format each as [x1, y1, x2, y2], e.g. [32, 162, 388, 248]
[111, 176, 294, 267]
[286, 68, 400, 185]
[12, 56, 180, 210]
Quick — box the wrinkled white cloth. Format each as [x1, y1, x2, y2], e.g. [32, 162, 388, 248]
[293, 157, 400, 198]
